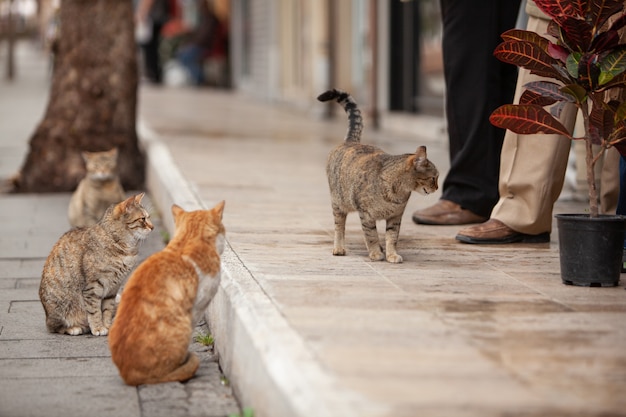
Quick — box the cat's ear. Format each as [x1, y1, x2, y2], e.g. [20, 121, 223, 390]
[407, 146, 427, 169]
[409, 146, 428, 168]
[415, 146, 427, 159]
[109, 147, 119, 159]
[171, 204, 186, 225]
[134, 192, 145, 205]
[212, 201, 225, 220]
[81, 151, 91, 163]
[113, 194, 136, 217]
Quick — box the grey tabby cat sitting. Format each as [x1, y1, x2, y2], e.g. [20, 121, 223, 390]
[318, 89, 439, 263]
[40, 194, 153, 336]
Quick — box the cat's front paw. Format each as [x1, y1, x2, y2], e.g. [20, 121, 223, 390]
[368, 250, 385, 262]
[386, 253, 403, 264]
[333, 248, 346, 256]
[90, 326, 109, 336]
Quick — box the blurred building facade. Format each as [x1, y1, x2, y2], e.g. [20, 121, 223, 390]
[2, 0, 443, 125]
[228, 0, 444, 124]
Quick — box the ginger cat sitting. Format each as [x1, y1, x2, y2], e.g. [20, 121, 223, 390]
[109, 201, 226, 386]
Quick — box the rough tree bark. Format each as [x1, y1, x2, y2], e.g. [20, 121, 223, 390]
[12, 0, 145, 192]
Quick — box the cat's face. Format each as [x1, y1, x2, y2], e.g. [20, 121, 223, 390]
[410, 146, 439, 195]
[83, 148, 118, 180]
[414, 171, 439, 195]
[113, 193, 154, 240]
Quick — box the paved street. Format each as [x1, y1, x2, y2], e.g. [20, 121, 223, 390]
[139, 72, 626, 417]
[1, 39, 625, 417]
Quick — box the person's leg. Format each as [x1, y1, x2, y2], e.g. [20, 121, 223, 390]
[177, 44, 204, 85]
[413, 0, 520, 225]
[618, 155, 626, 215]
[599, 147, 620, 214]
[143, 22, 163, 84]
[456, 14, 577, 243]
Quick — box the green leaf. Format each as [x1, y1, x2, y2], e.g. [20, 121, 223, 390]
[615, 101, 626, 122]
[598, 46, 626, 85]
[566, 52, 581, 78]
[490, 104, 574, 139]
[560, 83, 587, 103]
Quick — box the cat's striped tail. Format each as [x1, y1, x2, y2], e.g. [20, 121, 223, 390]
[317, 89, 362, 143]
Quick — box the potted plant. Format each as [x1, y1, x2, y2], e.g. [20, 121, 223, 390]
[489, 0, 626, 286]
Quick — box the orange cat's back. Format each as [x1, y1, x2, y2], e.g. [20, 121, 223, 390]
[108, 250, 199, 385]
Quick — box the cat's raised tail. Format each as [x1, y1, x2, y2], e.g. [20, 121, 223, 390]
[317, 89, 362, 143]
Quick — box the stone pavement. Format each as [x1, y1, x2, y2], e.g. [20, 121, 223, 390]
[2, 40, 626, 417]
[0, 42, 240, 417]
[139, 76, 626, 415]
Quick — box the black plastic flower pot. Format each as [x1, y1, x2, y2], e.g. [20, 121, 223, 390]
[555, 214, 626, 287]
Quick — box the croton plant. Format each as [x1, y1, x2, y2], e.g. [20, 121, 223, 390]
[490, 0, 626, 217]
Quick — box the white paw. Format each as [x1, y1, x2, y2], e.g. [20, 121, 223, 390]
[386, 253, 403, 264]
[91, 327, 108, 336]
[65, 327, 84, 336]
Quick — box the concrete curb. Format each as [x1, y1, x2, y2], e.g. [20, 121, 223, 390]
[138, 121, 385, 417]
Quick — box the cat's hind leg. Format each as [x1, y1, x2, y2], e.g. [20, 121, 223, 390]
[144, 352, 200, 385]
[359, 212, 384, 261]
[43, 303, 89, 335]
[332, 207, 347, 256]
[384, 215, 403, 263]
[46, 316, 88, 335]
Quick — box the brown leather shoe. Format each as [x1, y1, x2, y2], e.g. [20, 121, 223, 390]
[456, 219, 550, 244]
[412, 199, 487, 225]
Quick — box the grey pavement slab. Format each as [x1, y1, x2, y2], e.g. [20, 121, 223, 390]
[138, 84, 626, 417]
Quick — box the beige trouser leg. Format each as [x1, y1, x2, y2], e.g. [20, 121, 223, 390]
[491, 95, 575, 234]
[490, 14, 620, 235]
[600, 147, 620, 214]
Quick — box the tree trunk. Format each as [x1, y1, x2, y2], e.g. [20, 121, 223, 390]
[13, 0, 145, 192]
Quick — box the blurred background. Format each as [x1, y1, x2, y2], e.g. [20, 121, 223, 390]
[0, 0, 444, 126]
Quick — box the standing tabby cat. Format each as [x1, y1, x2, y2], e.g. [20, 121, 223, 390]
[40, 193, 153, 336]
[318, 89, 439, 263]
[109, 201, 226, 386]
[68, 148, 125, 228]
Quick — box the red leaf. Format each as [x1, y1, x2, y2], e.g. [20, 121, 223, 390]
[559, 17, 593, 51]
[590, 29, 620, 51]
[534, 0, 586, 21]
[519, 90, 558, 107]
[524, 80, 576, 102]
[490, 104, 573, 138]
[501, 29, 550, 51]
[494, 40, 567, 82]
[548, 43, 569, 62]
[589, 0, 624, 32]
